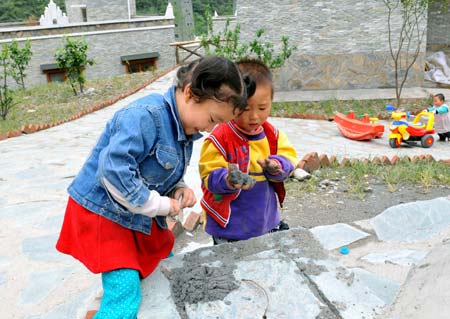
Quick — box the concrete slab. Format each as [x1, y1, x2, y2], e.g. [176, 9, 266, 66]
[295, 257, 400, 319]
[381, 241, 450, 319]
[361, 250, 428, 267]
[371, 197, 450, 242]
[131, 228, 407, 319]
[310, 223, 371, 250]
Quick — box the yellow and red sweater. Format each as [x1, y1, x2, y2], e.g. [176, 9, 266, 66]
[199, 120, 298, 240]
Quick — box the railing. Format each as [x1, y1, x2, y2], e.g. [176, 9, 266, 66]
[170, 40, 203, 64]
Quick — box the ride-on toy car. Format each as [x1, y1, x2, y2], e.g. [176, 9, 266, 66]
[386, 105, 435, 148]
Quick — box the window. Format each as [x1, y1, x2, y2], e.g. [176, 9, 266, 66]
[81, 8, 87, 22]
[120, 52, 160, 74]
[40, 63, 66, 83]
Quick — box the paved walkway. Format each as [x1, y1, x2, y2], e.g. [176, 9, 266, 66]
[274, 86, 450, 102]
[1, 70, 449, 318]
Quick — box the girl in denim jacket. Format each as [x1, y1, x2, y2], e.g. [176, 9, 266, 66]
[56, 56, 247, 319]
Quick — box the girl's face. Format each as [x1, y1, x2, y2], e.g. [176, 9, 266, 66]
[179, 86, 237, 135]
[234, 83, 272, 133]
[433, 96, 444, 107]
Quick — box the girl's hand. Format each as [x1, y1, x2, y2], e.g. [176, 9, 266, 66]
[168, 198, 181, 217]
[257, 158, 284, 175]
[173, 187, 196, 209]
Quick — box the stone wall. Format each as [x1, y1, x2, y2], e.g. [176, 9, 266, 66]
[427, 1, 450, 56]
[230, 0, 427, 90]
[0, 19, 176, 88]
[65, 0, 134, 22]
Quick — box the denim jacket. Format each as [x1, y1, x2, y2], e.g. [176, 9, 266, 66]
[68, 86, 203, 234]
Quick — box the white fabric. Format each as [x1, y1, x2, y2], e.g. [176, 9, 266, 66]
[424, 51, 450, 86]
[102, 178, 171, 217]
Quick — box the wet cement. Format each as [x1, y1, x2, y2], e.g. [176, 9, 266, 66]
[160, 228, 329, 318]
[228, 164, 256, 187]
[163, 264, 239, 319]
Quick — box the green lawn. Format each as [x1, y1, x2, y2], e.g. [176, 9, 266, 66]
[286, 158, 450, 197]
[271, 98, 431, 119]
[0, 70, 163, 134]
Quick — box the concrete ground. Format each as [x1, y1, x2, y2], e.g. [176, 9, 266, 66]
[0, 70, 449, 318]
[274, 86, 450, 102]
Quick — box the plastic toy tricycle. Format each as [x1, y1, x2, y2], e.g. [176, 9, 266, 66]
[386, 105, 435, 148]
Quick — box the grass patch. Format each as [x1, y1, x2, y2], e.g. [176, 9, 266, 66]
[287, 160, 450, 197]
[271, 97, 431, 118]
[0, 70, 165, 134]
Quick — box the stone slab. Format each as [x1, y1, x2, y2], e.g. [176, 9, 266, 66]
[310, 223, 370, 250]
[361, 250, 429, 267]
[371, 197, 450, 242]
[302, 258, 400, 319]
[382, 241, 450, 319]
[138, 228, 402, 319]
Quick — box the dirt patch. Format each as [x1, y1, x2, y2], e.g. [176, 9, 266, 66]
[282, 182, 449, 229]
[173, 181, 449, 254]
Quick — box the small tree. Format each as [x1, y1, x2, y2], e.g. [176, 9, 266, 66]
[9, 40, 33, 89]
[55, 37, 94, 96]
[383, 0, 429, 108]
[0, 44, 16, 120]
[200, 9, 295, 69]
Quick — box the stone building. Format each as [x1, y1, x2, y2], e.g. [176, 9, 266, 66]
[214, 0, 450, 91]
[427, 1, 450, 57]
[0, 0, 176, 88]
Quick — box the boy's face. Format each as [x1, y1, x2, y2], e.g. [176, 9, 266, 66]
[234, 84, 272, 132]
[433, 96, 444, 107]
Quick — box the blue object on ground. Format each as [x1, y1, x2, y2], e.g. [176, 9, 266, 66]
[339, 246, 350, 255]
[386, 105, 396, 111]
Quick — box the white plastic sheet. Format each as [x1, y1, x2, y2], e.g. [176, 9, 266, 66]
[424, 51, 450, 86]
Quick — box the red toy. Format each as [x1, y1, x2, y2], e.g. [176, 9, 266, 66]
[334, 111, 385, 141]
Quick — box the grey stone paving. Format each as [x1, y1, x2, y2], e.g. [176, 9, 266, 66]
[1, 70, 450, 318]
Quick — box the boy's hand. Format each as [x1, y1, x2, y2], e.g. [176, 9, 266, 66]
[173, 187, 196, 208]
[257, 158, 284, 175]
[226, 163, 256, 190]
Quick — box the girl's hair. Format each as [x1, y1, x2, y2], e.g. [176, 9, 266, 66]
[434, 93, 445, 102]
[237, 58, 273, 99]
[175, 56, 247, 113]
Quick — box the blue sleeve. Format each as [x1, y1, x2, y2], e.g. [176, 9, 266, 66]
[436, 105, 449, 114]
[97, 107, 157, 207]
[207, 168, 239, 194]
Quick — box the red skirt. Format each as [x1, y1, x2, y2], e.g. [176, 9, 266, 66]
[56, 197, 174, 278]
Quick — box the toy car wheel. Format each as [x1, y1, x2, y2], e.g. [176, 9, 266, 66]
[421, 134, 434, 148]
[389, 138, 401, 148]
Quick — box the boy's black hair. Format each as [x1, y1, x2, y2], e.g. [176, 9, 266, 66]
[236, 58, 273, 99]
[176, 56, 247, 113]
[434, 93, 445, 102]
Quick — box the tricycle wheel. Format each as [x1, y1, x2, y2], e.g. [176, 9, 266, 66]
[421, 134, 434, 148]
[389, 138, 401, 148]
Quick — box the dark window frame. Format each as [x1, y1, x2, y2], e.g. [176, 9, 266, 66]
[40, 63, 67, 83]
[120, 52, 160, 74]
[123, 58, 158, 74]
